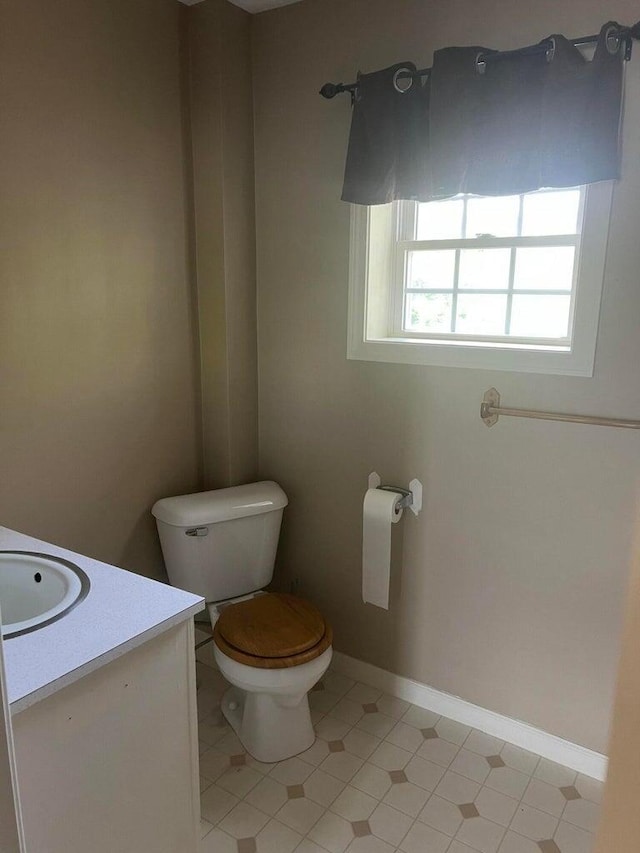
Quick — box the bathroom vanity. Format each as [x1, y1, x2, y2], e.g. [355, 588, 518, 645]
[0, 527, 203, 853]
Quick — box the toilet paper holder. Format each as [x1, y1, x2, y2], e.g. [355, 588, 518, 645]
[368, 472, 422, 516]
[378, 486, 413, 512]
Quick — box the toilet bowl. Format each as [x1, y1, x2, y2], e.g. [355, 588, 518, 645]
[211, 592, 332, 762]
[151, 482, 332, 763]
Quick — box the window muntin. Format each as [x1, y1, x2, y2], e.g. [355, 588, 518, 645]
[393, 189, 585, 344]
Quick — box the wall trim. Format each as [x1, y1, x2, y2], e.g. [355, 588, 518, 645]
[331, 652, 608, 782]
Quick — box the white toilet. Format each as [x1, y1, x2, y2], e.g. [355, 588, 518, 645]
[151, 481, 332, 763]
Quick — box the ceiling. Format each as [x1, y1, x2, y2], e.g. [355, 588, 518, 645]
[178, 0, 303, 12]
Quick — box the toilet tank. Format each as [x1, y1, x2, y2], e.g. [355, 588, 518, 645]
[151, 481, 288, 602]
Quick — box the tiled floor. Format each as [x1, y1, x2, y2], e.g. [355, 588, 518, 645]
[195, 661, 602, 853]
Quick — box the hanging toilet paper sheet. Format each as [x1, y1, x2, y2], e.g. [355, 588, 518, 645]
[362, 488, 403, 609]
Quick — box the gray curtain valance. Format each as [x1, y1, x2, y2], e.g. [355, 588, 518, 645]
[341, 23, 624, 205]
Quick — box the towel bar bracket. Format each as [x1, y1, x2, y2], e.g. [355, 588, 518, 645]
[481, 388, 501, 427]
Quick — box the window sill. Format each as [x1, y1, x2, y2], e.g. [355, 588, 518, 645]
[347, 335, 593, 376]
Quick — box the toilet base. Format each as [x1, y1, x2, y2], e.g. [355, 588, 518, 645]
[220, 685, 315, 763]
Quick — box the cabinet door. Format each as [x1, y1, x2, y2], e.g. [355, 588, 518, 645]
[13, 622, 199, 853]
[0, 612, 26, 852]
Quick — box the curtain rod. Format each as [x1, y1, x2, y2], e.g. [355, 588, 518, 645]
[319, 21, 640, 101]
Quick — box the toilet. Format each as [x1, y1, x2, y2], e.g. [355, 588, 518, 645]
[151, 481, 332, 763]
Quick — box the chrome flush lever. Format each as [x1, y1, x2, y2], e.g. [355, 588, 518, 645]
[185, 527, 208, 537]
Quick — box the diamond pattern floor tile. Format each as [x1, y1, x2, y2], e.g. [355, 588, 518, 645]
[418, 793, 464, 836]
[400, 820, 450, 853]
[331, 786, 378, 822]
[350, 762, 393, 799]
[369, 801, 413, 845]
[256, 818, 301, 853]
[475, 786, 519, 827]
[195, 662, 599, 853]
[510, 804, 559, 841]
[244, 776, 288, 816]
[303, 768, 346, 807]
[276, 796, 325, 834]
[456, 813, 506, 853]
[382, 779, 430, 817]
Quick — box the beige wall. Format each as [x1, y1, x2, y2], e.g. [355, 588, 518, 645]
[186, 0, 259, 489]
[3, 0, 638, 759]
[0, 0, 202, 579]
[252, 0, 640, 752]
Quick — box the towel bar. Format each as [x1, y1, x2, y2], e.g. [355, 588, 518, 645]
[480, 388, 640, 430]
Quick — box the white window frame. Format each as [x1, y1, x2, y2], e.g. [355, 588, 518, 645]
[347, 182, 614, 376]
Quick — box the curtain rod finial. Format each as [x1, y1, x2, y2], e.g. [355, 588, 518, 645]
[320, 83, 341, 99]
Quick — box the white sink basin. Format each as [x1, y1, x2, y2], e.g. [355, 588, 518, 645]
[0, 551, 90, 638]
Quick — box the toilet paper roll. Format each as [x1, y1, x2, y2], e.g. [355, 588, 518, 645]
[362, 488, 403, 610]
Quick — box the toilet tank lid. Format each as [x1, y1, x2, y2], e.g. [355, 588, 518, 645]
[151, 481, 288, 527]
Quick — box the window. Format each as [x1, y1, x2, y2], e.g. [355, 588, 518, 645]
[348, 182, 613, 375]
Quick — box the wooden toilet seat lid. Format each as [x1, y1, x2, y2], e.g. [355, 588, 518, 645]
[213, 593, 332, 669]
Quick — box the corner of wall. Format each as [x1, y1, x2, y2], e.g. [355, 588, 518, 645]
[184, 0, 259, 490]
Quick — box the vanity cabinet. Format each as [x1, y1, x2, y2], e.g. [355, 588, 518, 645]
[12, 621, 199, 853]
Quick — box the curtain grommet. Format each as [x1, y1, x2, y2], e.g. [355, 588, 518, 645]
[605, 25, 621, 55]
[545, 37, 556, 62]
[475, 52, 487, 75]
[393, 67, 414, 93]
[354, 72, 362, 103]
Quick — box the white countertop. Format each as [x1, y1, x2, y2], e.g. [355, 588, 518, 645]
[0, 527, 204, 714]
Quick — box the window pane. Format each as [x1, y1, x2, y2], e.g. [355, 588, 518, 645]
[514, 247, 575, 291]
[510, 295, 571, 338]
[417, 198, 464, 240]
[405, 293, 452, 332]
[407, 251, 456, 289]
[466, 195, 520, 238]
[522, 190, 581, 236]
[455, 295, 507, 335]
[458, 248, 511, 290]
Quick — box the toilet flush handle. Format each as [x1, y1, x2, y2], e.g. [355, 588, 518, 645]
[185, 527, 208, 537]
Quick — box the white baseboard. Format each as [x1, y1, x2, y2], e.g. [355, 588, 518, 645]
[331, 651, 607, 782]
